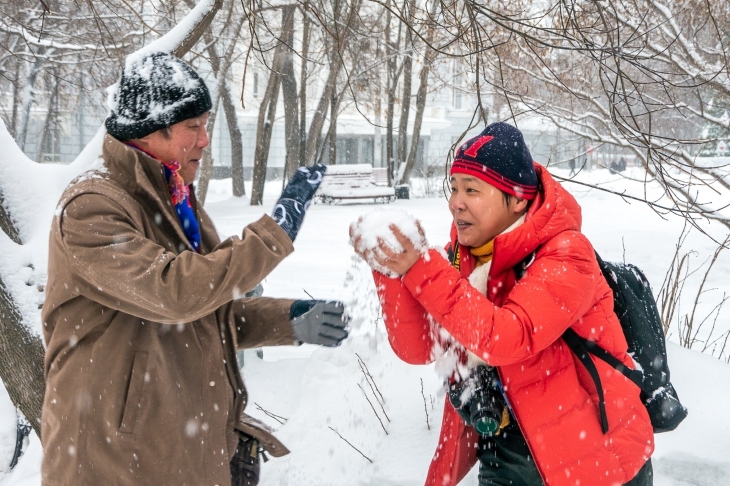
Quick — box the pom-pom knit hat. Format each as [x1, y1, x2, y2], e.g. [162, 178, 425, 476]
[105, 52, 212, 140]
[450, 122, 538, 200]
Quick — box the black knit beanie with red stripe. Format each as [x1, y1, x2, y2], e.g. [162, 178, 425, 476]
[451, 122, 538, 200]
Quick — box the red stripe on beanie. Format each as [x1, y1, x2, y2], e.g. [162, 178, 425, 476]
[450, 158, 538, 200]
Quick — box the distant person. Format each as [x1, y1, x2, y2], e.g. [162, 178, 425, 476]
[353, 122, 654, 486]
[610, 157, 627, 174]
[610, 158, 618, 173]
[41, 52, 348, 486]
[568, 156, 577, 176]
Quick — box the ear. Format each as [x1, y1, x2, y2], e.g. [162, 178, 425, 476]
[511, 197, 529, 214]
[129, 134, 151, 149]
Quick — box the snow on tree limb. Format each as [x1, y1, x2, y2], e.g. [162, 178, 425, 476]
[128, 0, 223, 62]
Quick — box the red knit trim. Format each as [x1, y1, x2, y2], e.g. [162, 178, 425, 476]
[450, 159, 538, 200]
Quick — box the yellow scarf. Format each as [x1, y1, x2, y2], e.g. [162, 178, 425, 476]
[469, 240, 494, 267]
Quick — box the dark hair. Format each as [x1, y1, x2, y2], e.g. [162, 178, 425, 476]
[160, 127, 172, 139]
[501, 191, 532, 212]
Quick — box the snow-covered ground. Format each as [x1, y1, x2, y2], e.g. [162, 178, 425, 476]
[1, 167, 730, 485]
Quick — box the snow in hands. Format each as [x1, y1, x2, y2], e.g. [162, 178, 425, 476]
[349, 209, 428, 277]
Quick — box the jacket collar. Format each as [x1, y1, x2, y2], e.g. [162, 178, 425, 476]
[101, 134, 197, 253]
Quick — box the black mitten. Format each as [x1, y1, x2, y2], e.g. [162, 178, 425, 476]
[271, 165, 326, 242]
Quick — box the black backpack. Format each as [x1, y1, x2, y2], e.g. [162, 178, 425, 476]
[515, 251, 688, 434]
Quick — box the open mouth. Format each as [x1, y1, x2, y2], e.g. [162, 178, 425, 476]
[455, 220, 472, 230]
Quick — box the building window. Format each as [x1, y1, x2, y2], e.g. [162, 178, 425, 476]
[253, 72, 259, 99]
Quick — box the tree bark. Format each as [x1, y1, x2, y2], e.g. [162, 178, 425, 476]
[196, 93, 220, 206]
[16, 57, 43, 151]
[173, 0, 224, 58]
[250, 42, 285, 205]
[280, 6, 300, 182]
[299, 5, 310, 168]
[37, 69, 60, 163]
[398, 2, 437, 184]
[385, 0, 404, 185]
[0, 278, 45, 437]
[9, 61, 20, 139]
[195, 2, 246, 201]
[221, 79, 245, 197]
[329, 92, 338, 164]
[397, 7, 414, 177]
[0, 190, 22, 245]
[399, 49, 433, 184]
[303, 0, 361, 166]
[303, 69, 335, 166]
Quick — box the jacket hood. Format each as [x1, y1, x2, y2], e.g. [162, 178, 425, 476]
[450, 163, 582, 275]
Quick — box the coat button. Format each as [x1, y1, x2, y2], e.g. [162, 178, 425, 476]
[209, 381, 215, 386]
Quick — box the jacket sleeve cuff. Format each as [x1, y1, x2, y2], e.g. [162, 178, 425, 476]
[231, 297, 297, 349]
[247, 215, 295, 256]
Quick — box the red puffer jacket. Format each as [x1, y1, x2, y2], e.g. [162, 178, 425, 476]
[373, 164, 653, 486]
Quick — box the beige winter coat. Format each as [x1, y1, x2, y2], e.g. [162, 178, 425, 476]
[41, 134, 295, 485]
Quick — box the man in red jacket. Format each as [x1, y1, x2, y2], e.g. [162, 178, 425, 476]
[354, 122, 654, 486]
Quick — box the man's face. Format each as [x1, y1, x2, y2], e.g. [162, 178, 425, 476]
[448, 173, 527, 248]
[139, 113, 210, 185]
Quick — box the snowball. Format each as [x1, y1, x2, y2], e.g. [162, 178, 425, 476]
[349, 209, 427, 276]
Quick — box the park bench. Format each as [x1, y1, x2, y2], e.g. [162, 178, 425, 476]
[317, 164, 396, 204]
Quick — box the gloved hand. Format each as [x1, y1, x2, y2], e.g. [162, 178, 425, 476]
[290, 300, 349, 347]
[272, 164, 326, 242]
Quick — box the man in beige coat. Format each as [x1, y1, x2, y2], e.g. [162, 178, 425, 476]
[41, 52, 347, 486]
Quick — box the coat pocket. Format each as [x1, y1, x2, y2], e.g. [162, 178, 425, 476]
[119, 351, 149, 435]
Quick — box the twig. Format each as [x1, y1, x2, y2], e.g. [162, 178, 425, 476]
[357, 359, 390, 422]
[254, 402, 288, 425]
[356, 353, 385, 404]
[358, 384, 388, 434]
[328, 426, 373, 463]
[420, 378, 430, 430]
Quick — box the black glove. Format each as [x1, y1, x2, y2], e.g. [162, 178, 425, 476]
[290, 300, 349, 347]
[272, 165, 326, 242]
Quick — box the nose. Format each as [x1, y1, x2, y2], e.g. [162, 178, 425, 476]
[449, 191, 464, 213]
[198, 125, 210, 149]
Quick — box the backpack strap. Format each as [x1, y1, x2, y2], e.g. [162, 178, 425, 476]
[573, 334, 645, 390]
[562, 329, 610, 434]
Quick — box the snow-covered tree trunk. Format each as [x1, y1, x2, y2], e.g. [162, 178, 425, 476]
[15, 56, 43, 152]
[0, 278, 45, 435]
